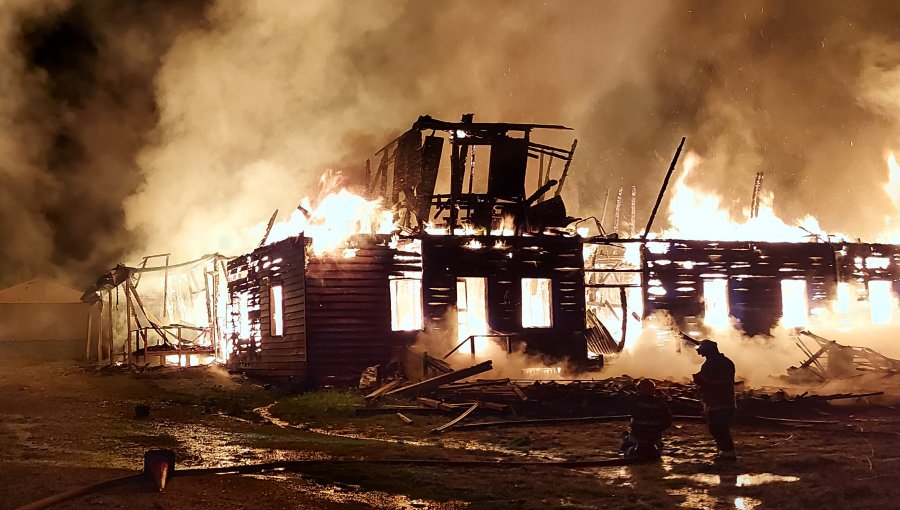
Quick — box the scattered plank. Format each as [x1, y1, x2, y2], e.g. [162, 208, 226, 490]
[385, 361, 493, 398]
[431, 403, 480, 434]
[508, 382, 528, 401]
[817, 391, 884, 401]
[439, 378, 511, 390]
[477, 401, 510, 412]
[364, 379, 405, 400]
[452, 414, 705, 431]
[355, 407, 450, 416]
[416, 397, 442, 409]
[453, 415, 629, 431]
[396, 413, 414, 425]
[754, 416, 840, 426]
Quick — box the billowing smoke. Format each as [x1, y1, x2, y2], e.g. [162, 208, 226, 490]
[0, 0, 207, 287]
[6, 1, 900, 283]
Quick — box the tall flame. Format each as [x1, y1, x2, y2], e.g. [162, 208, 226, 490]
[263, 173, 395, 255]
[879, 152, 900, 243]
[662, 152, 840, 242]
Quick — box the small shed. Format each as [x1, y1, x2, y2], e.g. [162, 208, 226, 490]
[0, 278, 94, 342]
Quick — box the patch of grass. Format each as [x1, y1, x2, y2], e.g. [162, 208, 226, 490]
[270, 390, 364, 424]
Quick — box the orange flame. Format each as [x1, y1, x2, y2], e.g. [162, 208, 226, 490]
[263, 173, 395, 256]
[662, 152, 842, 242]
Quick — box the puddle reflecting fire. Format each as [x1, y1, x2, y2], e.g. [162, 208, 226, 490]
[247, 472, 469, 509]
[664, 471, 798, 509]
[665, 471, 800, 487]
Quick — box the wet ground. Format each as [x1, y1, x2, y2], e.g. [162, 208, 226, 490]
[2, 346, 900, 509]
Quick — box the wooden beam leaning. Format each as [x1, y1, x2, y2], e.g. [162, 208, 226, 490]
[643, 137, 686, 239]
[85, 309, 93, 362]
[364, 379, 405, 400]
[384, 361, 493, 398]
[96, 300, 103, 364]
[125, 278, 134, 367]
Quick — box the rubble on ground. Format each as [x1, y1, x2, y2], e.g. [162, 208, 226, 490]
[361, 360, 887, 434]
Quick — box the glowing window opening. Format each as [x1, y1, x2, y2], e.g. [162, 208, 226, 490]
[522, 278, 553, 328]
[834, 282, 851, 315]
[269, 284, 284, 336]
[239, 293, 250, 339]
[780, 279, 808, 328]
[390, 278, 424, 331]
[868, 280, 893, 325]
[702, 279, 729, 329]
[456, 278, 488, 349]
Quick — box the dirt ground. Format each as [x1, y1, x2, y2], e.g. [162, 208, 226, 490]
[2, 345, 900, 509]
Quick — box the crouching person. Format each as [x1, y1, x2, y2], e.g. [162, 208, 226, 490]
[621, 379, 672, 460]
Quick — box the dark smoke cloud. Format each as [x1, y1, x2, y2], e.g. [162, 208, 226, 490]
[600, 0, 900, 239]
[6, 0, 900, 283]
[0, 0, 207, 287]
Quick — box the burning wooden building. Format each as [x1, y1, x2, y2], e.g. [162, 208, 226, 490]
[585, 236, 900, 350]
[81, 114, 900, 386]
[224, 115, 589, 386]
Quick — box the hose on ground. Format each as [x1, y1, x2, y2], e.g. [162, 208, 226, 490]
[15, 455, 651, 510]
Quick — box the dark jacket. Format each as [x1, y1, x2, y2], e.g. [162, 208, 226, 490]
[629, 395, 673, 443]
[694, 352, 736, 411]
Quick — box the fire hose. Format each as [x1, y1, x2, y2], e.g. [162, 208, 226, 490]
[15, 452, 652, 510]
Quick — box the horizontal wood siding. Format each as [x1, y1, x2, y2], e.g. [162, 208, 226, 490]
[226, 236, 307, 380]
[305, 238, 404, 387]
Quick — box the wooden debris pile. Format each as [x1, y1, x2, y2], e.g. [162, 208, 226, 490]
[362, 360, 885, 433]
[787, 330, 900, 381]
